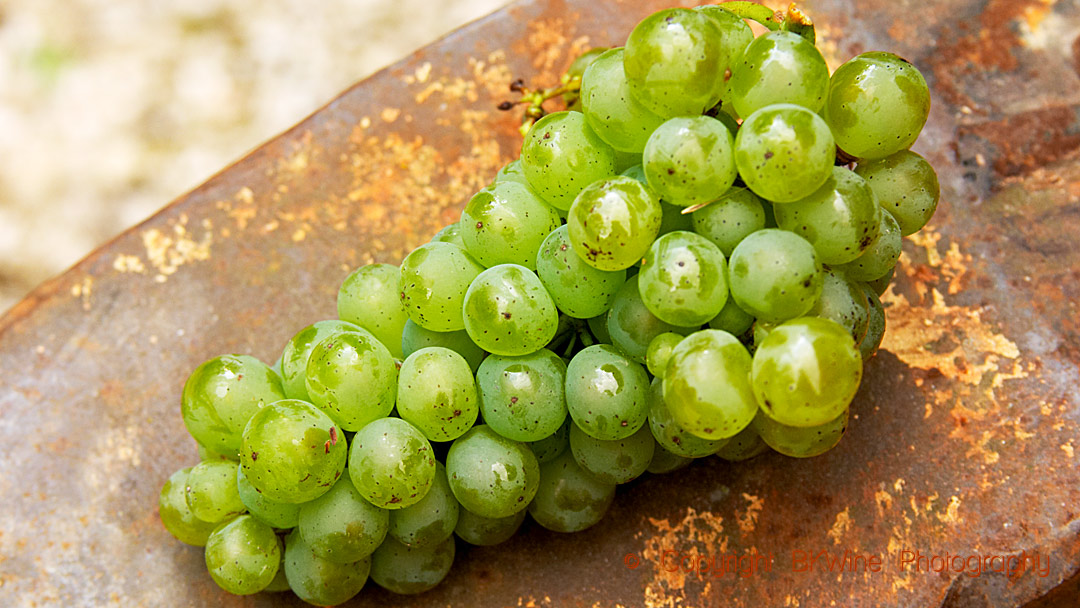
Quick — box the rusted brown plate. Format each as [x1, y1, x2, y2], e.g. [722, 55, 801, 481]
[1, 0, 1079, 606]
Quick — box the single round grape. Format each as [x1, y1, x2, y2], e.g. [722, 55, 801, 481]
[237, 466, 299, 529]
[494, 159, 530, 186]
[305, 330, 397, 431]
[715, 422, 770, 461]
[370, 535, 455, 595]
[454, 507, 526, 546]
[462, 264, 559, 357]
[753, 407, 849, 458]
[521, 111, 617, 210]
[646, 445, 693, 474]
[240, 399, 346, 504]
[775, 166, 882, 265]
[445, 425, 540, 518]
[569, 421, 654, 484]
[643, 116, 736, 207]
[396, 347, 479, 442]
[528, 449, 616, 533]
[645, 332, 684, 378]
[430, 222, 466, 247]
[299, 475, 389, 563]
[824, 52, 930, 160]
[620, 164, 693, 235]
[400, 319, 486, 374]
[159, 468, 219, 546]
[638, 230, 729, 327]
[663, 329, 757, 440]
[337, 263, 408, 358]
[708, 297, 754, 337]
[866, 266, 894, 297]
[858, 283, 886, 361]
[537, 224, 626, 319]
[476, 349, 567, 442]
[752, 317, 863, 427]
[182, 354, 286, 457]
[349, 417, 436, 510]
[399, 242, 485, 332]
[280, 320, 362, 402]
[185, 460, 245, 524]
[567, 176, 662, 271]
[527, 416, 571, 464]
[728, 30, 829, 117]
[835, 209, 902, 282]
[607, 275, 691, 364]
[461, 181, 561, 270]
[623, 8, 728, 117]
[734, 104, 836, 203]
[808, 268, 871, 344]
[691, 187, 766, 257]
[648, 377, 727, 458]
[204, 516, 281, 596]
[565, 344, 651, 440]
[283, 530, 370, 606]
[728, 229, 824, 323]
[855, 150, 940, 236]
[581, 48, 666, 153]
[388, 462, 459, 549]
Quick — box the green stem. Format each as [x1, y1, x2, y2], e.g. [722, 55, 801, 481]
[714, 2, 815, 44]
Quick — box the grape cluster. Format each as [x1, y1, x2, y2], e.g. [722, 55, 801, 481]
[160, 3, 939, 602]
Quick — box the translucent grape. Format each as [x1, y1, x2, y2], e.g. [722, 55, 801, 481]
[714, 422, 770, 461]
[280, 320, 361, 402]
[691, 187, 766, 257]
[476, 348, 567, 442]
[858, 283, 886, 361]
[855, 150, 940, 236]
[237, 466, 300, 529]
[607, 275, 690, 364]
[580, 48, 666, 153]
[400, 319, 486, 374]
[159, 468, 219, 546]
[648, 377, 726, 458]
[752, 317, 862, 427]
[430, 222, 466, 247]
[728, 30, 830, 117]
[567, 176, 662, 271]
[708, 297, 754, 337]
[396, 347, 479, 442]
[565, 344, 650, 440]
[528, 449, 616, 533]
[388, 462, 459, 549]
[527, 417, 571, 464]
[348, 417, 436, 510]
[370, 535, 455, 595]
[337, 263, 408, 358]
[298, 475, 388, 563]
[734, 104, 836, 203]
[774, 166, 881, 265]
[455, 508, 526, 546]
[835, 209, 902, 282]
[753, 408, 849, 458]
[643, 116, 736, 207]
[462, 264, 559, 356]
[494, 159, 530, 186]
[204, 515, 281, 595]
[807, 268, 870, 344]
[638, 230, 729, 327]
[461, 180, 561, 270]
[184, 460, 245, 524]
[283, 530, 370, 606]
[445, 425, 540, 518]
[646, 445, 693, 474]
[728, 229, 824, 323]
[182, 354, 286, 457]
[521, 111, 617, 210]
[536, 224, 626, 319]
[663, 330, 757, 440]
[569, 421, 654, 484]
[399, 242, 485, 332]
[645, 332, 684, 378]
[305, 330, 397, 431]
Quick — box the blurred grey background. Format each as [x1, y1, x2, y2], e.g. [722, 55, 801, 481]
[0, 0, 510, 313]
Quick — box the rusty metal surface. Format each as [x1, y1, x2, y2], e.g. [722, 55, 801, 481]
[1, 0, 1079, 606]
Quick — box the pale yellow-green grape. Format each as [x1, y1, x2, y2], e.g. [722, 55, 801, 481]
[305, 330, 397, 431]
[580, 48, 666, 153]
[662, 329, 757, 440]
[728, 229, 824, 323]
[528, 450, 616, 533]
[462, 264, 559, 357]
[753, 407, 849, 458]
[348, 417, 435, 510]
[855, 149, 940, 236]
[283, 530, 370, 606]
[807, 268, 871, 344]
[734, 104, 835, 203]
[337, 263, 408, 358]
[159, 467, 219, 546]
[691, 187, 767, 257]
[567, 176, 662, 271]
[638, 230, 730, 327]
[460, 180, 561, 270]
[399, 242, 485, 332]
[536, 224, 626, 319]
[369, 535, 455, 595]
[565, 344, 651, 440]
[728, 30, 829, 117]
[182, 354, 286, 457]
[775, 166, 882, 265]
[648, 377, 727, 458]
[445, 425, 539, 518]
[834, 208, 902, 281]
[396, 347, 479, 442]
[387, 462, 459, 549]
[476, 348, 567, 442]
[643, 116, 736, 207]
[204, 515, 281, 595]
[568, 421, 655, 484]
[521, 111, 617, 210]
[298, 475, 388, 564]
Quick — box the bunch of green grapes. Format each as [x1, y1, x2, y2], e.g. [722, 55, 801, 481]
[161, 2, 940, 602]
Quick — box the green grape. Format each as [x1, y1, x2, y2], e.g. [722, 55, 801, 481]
[858, 283, 886, 360]
[527, 417, 571, 464]
[645, 332, 684, 378]
[455, 507, 526, 546]
[581, 48, 666, 153]
[521, 111, 617, 210]
[728, 30, 829, 117]
[567, 176, 662, 271]
[159, 468, 219, 546]
[283, 530, 370, 606]
[752, 317, 863, 427]
[204, 515, 281, 595]
[866, 266, 894, 297]
[430, 222, 466, 247]
[396, 347, 479, 442]
[663, 329, 757, 440]
[607, 275, 690, 364]
[349, 417, 436, 510]
[643, 116, 736, 207]
[566, 46, 609, 86]
[280, 320, 361, 402]
[462, 264, 559, 356]
[623, 8, 727, 117]
[824, 52, 930, 160]
[708, 297, 754, 337]
[399, 242, 485, 332]
[461, 180, 562, 270]
[237, 466, 300, 529]
[298, 475, 388, 564]
[648, 377, 726, 458]
[565, 344, 651, 440]
[646, 445, 693, 474]
[855, 150, 940, 235]
[536, 225, 626, 319]
[734, 103, 836, 203]
[264, 554, 291, 592]
[476, 349, 567, 442]
[774, 166, 882, 265]
[370, 535, 455, 595]
[240, 399, 346, 504]
[808, 269, 871, 344]
[569, 421, 654, 484]
[835, 209, 902, 281]
[305, 330, 397, 431]
[388, 462, 459, 548]
[185, 460, 245, 524]
[587, 313, 612, 344]
[691, 187, 766, 257]
[620, 164, 691, 236]
[337, 263, 408, 358]
[715, 422, 770, 461]
[728, 229, 824, 323]
[753, 407, 849, 458]
[182, 354, 286, 457]
[400, 319, 486, 374]
[445, 425, 540, 518]
[494, 159, 530, 186]
[638, 230, 729, 327]
[528, 449, 616, 533]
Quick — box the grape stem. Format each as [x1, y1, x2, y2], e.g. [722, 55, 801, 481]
[498, 76, 583, 136]
[716, 2, 815, 44]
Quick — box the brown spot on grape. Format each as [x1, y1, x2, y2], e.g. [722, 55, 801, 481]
[251, 451, 259, 461]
